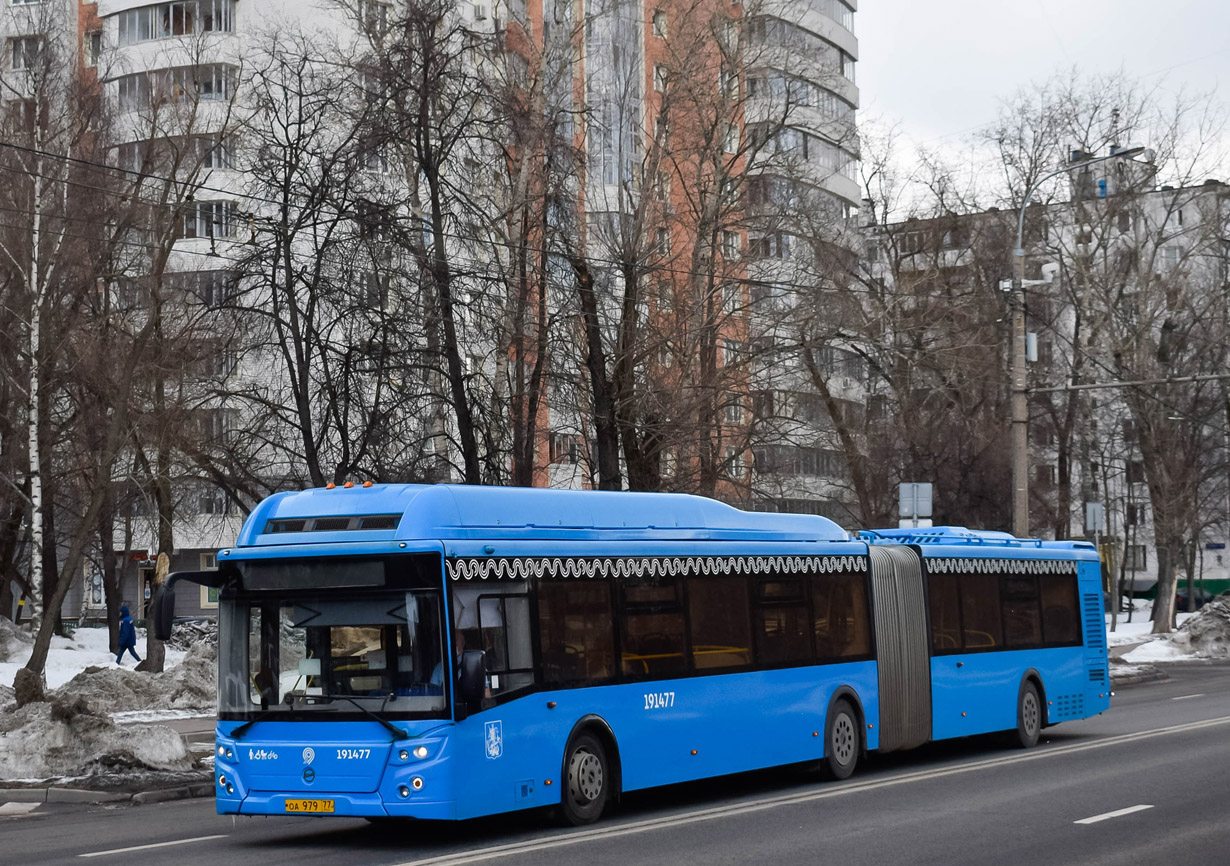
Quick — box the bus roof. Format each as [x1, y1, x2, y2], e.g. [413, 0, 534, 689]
[861, 525, 1097, 552]
[233, 484, 850, 547]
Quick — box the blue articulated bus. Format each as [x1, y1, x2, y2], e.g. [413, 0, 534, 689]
[154, 485, 1109, 824]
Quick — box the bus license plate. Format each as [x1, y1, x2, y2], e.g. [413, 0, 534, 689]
[285, 799, 335, 813]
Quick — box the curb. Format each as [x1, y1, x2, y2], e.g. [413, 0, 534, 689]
[0, 781, 214, 806]
[1110, 669, 1170, 688]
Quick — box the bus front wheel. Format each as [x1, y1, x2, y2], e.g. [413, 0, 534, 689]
[1012, 681, 1042, 748]
[820, 698, 859, 781]
[561, 732, 609, 825]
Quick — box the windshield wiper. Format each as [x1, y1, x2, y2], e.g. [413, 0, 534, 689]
[230, 709, 280, 741]
[334, 695, 410, 741]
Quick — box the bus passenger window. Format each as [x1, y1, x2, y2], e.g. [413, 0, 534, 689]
[1039, 575, 1080, 645]
[537, 581, 615, 686]
[1002, 576, 1042, 648]
[620, 581, 687, 677]
[755, 579, 812, 665]
[687, 576, 752, 670]
[958, 573, 1003, 649]
[813, 572, 871, 659]
[927, 572, 961, 653]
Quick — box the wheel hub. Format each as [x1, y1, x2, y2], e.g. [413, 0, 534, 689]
[832, 715, 855, 764]
[569, 748, 603, 803]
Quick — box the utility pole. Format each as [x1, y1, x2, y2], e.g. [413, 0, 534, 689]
[1009, 145, 1148, 537]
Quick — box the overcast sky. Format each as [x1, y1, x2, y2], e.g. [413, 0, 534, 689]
[857, 0, 1230, 152]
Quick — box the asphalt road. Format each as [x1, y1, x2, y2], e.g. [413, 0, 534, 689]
[7, 663, 1230, 866]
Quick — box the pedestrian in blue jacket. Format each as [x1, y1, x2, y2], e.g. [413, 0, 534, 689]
[116, 605, 141, 665]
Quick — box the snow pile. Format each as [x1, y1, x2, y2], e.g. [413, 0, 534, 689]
[0, 616, 32, 662]
[165, 619, 217, 652]
[1174, 595, 1230, 657]
[50, 639, 217, 714]
[0, 693, 191, 780]
[1121, 594, 1230, 662]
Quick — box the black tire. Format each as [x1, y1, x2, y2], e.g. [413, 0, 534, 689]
[1012, 680, 1042, 749]
[561, 732, 609, 826]
[820, 698, 859, 781]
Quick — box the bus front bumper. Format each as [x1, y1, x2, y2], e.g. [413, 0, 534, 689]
[222, 791, 458, 820]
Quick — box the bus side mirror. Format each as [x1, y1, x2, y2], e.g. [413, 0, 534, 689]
[152, 585, 176, 641]
[458, 650, 486, 706]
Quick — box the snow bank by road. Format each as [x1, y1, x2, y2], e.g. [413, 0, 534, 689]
[1121, 595, 1230, 663]
[0, 624, 217, 783]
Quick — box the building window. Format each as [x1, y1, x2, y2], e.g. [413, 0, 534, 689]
[85, 31, 102, 67]
[360, 0, 390, 35]
[359, 271, 390, 310]
[115, 64, 237, 112]
[724, 396, 743, 425]
[652, 10, 667, 38]
[653, 64, 668, 92]
[1126, 503, 1147, 526]
[655, 226, 671, 256]
[10, 36, 40, 71]
[116, 2, 236, 47]
[724, 122, 740, 153]
[1125, 544, 1148, 571]
[549, 432, 579, 465]
[181, 200, 237, 239]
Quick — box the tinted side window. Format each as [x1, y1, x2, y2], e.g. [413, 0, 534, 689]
[755, 578, 813, 665]
[687, 576, 752, 670]
[537, 580, 615, 686]
[1001, 576, 1042, 648]
[812, 572, 871, 659]
[1039, 574, 1081, 645]
[620, 579, 687, 678]
[927, 572, 961, 653]
[959, 574, 1002, 649]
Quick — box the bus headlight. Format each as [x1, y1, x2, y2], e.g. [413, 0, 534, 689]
[414, 746, 429, 759]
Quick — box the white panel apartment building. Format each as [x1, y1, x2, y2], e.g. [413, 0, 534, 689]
[3, 0, 862, 621]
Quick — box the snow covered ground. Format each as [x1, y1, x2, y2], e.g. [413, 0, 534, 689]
[1109, 596, 1230, 663]
[0, 625, 187, 695]
[0, 624, 215, 782]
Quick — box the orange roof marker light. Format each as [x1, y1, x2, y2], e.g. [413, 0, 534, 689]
[325, 483, 336, 489]
[363, 481, 373, 488]
[344, 481, 354, 488]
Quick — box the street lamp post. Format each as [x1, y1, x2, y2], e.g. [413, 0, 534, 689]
[1010, 146, 1147, 538]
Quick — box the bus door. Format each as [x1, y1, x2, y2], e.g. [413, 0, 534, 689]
[868, 546, 931, 751]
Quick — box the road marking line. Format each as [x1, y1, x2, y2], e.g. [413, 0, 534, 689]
[388, 714, 1230, 866]
[1171, 694, 1204, 701]
[0, 803, 40, 816]
[78, 835, 228, 858]
[1075, 804, 1154, 824]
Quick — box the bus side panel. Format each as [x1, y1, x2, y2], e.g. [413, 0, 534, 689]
[449, 661, 879, 818]
[930, 647, 1086, 739]
[605, 662, 878, 793]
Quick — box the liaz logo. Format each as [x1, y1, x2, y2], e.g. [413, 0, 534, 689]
[248, 748, 280, 760]
[484, 721, 503, 760]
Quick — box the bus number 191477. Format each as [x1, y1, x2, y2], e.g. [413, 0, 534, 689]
[644, 691, 675, 710]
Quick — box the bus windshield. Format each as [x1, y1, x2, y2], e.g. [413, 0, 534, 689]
[218, 589, 448, 719]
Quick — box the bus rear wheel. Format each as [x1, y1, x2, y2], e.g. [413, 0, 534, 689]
[1011, 681, 1042, 748]
[820, 698, 859, 781]
[561, 732, 609, 825]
